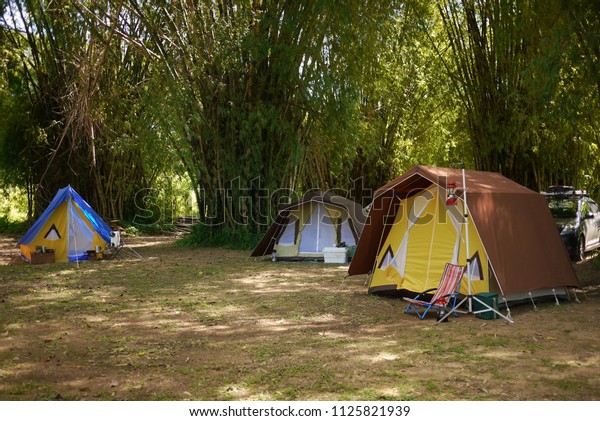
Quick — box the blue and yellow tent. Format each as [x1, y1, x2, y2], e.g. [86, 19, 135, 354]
[18, 186, 112, 263]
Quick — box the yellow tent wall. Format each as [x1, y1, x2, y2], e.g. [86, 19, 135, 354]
[19, 200, 107, 263]
[369, 187, 489, 296]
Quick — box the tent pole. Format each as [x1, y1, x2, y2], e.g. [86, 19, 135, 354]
[68, 195, 81, 269]
[438, 164, 513, 324]
[462, 164, 472, 313]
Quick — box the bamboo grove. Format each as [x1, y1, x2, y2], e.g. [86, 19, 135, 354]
[1, 0, 599, 234]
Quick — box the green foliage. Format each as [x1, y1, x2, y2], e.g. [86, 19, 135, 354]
[0, 25, 34, 195]
[175, 224, 265, 251]
[439, 0, 600, 193]
[125, 175, 196, 229]
[1, 0, 600, 238]
[0, 216, 28, 234]
[350, 1, 462, 191]
[117, 220, 174, 236]
[0, 185, 26, 220]
[0, 185, 28, 232]
[130, 0, 427, 232]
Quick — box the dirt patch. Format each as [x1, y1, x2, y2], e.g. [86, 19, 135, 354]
[0, 234, 599, 400]
[0, 235, 21, 266]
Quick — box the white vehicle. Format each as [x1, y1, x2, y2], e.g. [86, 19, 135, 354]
[543, 186, 600, 261]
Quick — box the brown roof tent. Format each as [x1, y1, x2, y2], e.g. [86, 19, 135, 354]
[348, 165, 579, 303]
[251, 190, 367, 260]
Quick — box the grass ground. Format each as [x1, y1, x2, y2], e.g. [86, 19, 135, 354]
[1, 235, 599, 400]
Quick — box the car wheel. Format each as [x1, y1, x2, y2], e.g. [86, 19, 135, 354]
[577, 235, 586, 261]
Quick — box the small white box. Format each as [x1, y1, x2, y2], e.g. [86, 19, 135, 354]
[323, 247, 348, 264]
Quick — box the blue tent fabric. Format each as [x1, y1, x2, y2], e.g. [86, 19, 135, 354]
[18, 186, 112, 261]
[18, 186, 69, 246]
[67, 187, 112, 243]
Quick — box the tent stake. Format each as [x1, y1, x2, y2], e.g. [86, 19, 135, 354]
[528, 291, 539, 311]
[552, 288, 560, 306]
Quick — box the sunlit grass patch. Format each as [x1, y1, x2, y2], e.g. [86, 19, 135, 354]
[1, 236, 600, 400]
[2, 381, 57, 400]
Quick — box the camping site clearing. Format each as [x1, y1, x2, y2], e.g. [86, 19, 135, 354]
[1, 235, 600, 401]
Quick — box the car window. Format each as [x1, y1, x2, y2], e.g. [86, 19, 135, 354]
[581, 201, 591, 215]
[547, 198, 578, 218]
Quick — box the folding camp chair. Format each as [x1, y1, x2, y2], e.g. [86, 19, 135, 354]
[104, 230, 143, 260]
[403, 263, 466, 320]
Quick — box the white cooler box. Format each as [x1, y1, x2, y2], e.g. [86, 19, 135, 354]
[323, 247, 348, 263]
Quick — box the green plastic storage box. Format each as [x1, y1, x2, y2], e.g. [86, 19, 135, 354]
[474, 292, 498, 320]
